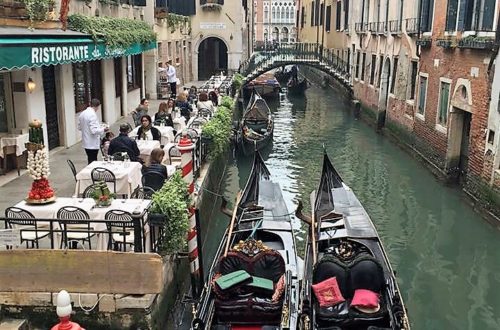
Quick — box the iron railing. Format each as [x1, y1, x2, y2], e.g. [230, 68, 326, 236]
[355, 22, 364, 33]
[377, 21, 387, 34]
[389, 20, 402, 34]
[405, 18, 419, 35]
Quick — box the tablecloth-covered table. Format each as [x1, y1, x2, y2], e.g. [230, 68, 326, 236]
[13, 197, 152, 251]
[75, 161, 142, 197]
[0, 133, 29, 158]
[129, 125, 175, 145]
[135, 140, 161, 164]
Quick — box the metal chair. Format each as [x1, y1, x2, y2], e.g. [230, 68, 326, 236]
[189, 117, 208, 130]
[67, 159, 77, 182]
[56, 206, 94, 250]
[82, 184, 99, 198]
[131, 186, 156, 199]
[198, 108, 213, 119]
[4, 207, 49, 249]
[167, 145, 182, 166]
[91, 167, 117, 193]
[104, 209, 137, 252]
[174, 128, 199, 143]
[141, 171, 167, 192]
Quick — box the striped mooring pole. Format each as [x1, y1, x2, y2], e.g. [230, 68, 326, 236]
[177, 134, 201, 297]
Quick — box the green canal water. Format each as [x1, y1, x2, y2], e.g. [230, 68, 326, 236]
[191, 84, 500, 330]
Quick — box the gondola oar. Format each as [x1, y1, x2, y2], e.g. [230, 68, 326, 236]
[224, 191, 242, 257]
[311, 191, 318, 265]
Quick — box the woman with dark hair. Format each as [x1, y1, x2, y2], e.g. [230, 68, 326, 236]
[142, 148, 168, 179]
[208, 90, 218, 106]
[155, 102, 169, 123]
[197, 92, 215, 113]
[137, 115, 161, 141]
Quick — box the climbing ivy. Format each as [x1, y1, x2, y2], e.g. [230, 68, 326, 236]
[20, 0, 54, 26]
[67, 14, 156, 48]
[166, 13, 190, 33]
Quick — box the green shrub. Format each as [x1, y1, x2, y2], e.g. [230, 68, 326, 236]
[202, 105, 233, 159]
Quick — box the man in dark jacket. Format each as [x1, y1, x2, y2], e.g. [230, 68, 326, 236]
[108, 124, 141, 162]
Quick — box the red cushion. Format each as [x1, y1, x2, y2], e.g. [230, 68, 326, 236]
[351, 289, 379, 308]
[312, 277, 346, 307]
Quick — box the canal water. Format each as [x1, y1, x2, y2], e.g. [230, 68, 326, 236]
[183, 83, 500, 330]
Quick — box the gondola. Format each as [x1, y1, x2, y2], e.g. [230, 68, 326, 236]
[243, 73, 281, 99]
[297, 151, 410, 330]
[238, 91, 274, 155]
[275, 68, 291, 84]
[287, 78, 308, 96]
[191, 151, 301, 330]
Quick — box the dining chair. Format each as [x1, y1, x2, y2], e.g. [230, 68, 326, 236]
[198, 108, 213, 120]
[5, 207, 49, 249]
[167, 145, 182, 167]
[67, 159, 77, 182]
[91, 167, 117, 193]
[141, 172, 167, 192]
[56, 206, 94, 250]
[82, 184, 99, 198]
[189, 117, 208, 130]
[111, 152, 125, 161]
[131, 186, 156, 199]
[174, 128, 199, 143]
[104, 209, 137, 252]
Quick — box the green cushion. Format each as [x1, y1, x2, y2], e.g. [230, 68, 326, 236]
[215, 270, 251, 291]
[246, 276, 274, 292]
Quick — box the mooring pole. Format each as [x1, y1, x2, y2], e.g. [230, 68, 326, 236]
[177, 133, 201, 298]
[194, 209, 205, 286]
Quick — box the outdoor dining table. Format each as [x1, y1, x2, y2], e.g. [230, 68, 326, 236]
[129, 125, 175, 145]
[74, 160, 142, 198]
[0, 133, 29, 175]
[12, 197, 152, 251]
[135, 140, 161, 164]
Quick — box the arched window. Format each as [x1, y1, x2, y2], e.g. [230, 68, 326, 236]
[272, 7, 276, 20]
[273, 27, 279, 41]
[281, 27, 289, 42]
[281, 7, 285, 22]
[264, 6, 269, 21]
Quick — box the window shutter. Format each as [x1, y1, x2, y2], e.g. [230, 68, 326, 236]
[419, 0, 429, 31]
[482, 0, 495, 31]
[326, 5, 332, 31]
[456, 0, 466, 31]
[335, 2, 341, 30]
[445, 0, 458, 31]
[311, 2, 315, 26]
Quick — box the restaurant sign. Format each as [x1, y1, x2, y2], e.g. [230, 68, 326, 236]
[0, 229, 20, 247]
[0, 38, 156, 71]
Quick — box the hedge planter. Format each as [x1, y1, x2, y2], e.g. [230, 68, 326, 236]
[436, 39, 455, 49]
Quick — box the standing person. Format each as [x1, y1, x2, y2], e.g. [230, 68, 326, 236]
[166, 59, 177, 99]
[78, 98, 107, 164]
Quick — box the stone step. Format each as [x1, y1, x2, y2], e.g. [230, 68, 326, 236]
[0, 319, 29, 330]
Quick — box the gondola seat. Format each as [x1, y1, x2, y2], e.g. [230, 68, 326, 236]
[213, 239, 286, 324]
[313, 255, 388, 327]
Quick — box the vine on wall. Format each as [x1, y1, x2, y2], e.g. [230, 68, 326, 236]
[166, 13, 190, 33]
[67, 14, 157, 48]
[20, 0, 55, 26]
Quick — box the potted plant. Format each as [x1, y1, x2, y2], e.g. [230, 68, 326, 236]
[90, 180, 116, 207]
[200, 105, 233, 159]
[149, 172, 190, 255]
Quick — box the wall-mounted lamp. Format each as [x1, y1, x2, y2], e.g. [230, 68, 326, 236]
[230, 33, 233, 40]
[27, 77, 36, 93]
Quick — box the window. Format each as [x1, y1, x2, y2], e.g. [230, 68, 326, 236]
[409, 60, 418, 99]
[378, 55, 384, 87]
[418, 75, 428, 115]
[488, 130, 495, 144]
[301, 6, 305, 28]
[355, 51, 360, 79]
[390, 57, 398, 94]
[114, 58, 122, 97]
[446, 0, 495, 32]
[73, 62, 92, 113]
[326, 5, 332, 32]
[361, 52, 366, 81]
[344, 0, 349, 30]
[315, 0, 320, 26]
[336, 2, 341, 30]
[370, 54, 376, 85]
[127, 54, 141, 91]
[438, 81, 450, 126]
[264, 6, 269, 21]
[320, 3, 324, 25]
[420, 0, 434, 32]
[347, 48, 351, 73]
[311, 2, 315, 26]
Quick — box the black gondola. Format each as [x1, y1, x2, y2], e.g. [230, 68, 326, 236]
[297, 152, 410, 330]
[238, 91, 274, 155]
[287, 78, 308, 96]
[191, 152, 300, 329]
[275, 68, 292, 84]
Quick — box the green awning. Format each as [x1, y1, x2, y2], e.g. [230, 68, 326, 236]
[0, 37, 156, 71]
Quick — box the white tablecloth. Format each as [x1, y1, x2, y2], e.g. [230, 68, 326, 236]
[173, 116, 186, 131]
[129, 125, 175, 145]
[13, 197, 151, 251]
[0, 133, 29, 158]
[75, 161, 142, 197]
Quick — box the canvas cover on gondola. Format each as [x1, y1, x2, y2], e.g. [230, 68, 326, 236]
[244, 98, 270, 120]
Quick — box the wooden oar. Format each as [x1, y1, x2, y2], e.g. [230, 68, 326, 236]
[224, 191, 242, 257]
[311, 192, 318, 265]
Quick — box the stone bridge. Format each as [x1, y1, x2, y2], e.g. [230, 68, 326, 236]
[239, 43, 352, 90]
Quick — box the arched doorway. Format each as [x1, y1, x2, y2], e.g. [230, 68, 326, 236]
[197, 37, 228, 80]
[281, 27, 289, 43]
[272, 27, 279, 42]
[377, 57, 391, 129]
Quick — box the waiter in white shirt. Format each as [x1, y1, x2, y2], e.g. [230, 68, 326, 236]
[166, 59, 177, 98]
[78, 98, 108, 164]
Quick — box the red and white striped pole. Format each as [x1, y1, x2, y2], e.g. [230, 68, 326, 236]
[177, 133, 200, 296]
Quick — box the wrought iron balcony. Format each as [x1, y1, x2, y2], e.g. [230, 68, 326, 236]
[389, 20, 401, 34]
[200, 0, 223, 10]
[416, 37, 431, 48]
[405, 18, 419, 35]
[355, 22, 367, 33]
[377, 21, 387, 34]
[458, 36, 495, 50]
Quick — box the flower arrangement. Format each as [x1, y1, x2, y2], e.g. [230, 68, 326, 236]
[90, 181, 116, 207]
[26, 120, 55, 203]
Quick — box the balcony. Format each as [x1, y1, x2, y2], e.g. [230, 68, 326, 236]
[355, 22, 367, 33]
[377, 21, 387, 34]
[458, 36, 495, 50]
[405, 18, 419, 35]
[369, 22, 378, 34]
[416, 37, 431, 48]
[436, 37, 456, 49]
[389, 20, 402, 35]
[200, 0, 223, 11]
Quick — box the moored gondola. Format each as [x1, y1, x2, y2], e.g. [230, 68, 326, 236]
[287, 78, 308, 96]
[191, 152, 300, 329]
[275, 68, 292, 84]
[238, 92, 274, 155]
[297, 151, 410, 330]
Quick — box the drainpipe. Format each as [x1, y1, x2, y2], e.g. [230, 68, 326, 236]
[320, 0, 327, 59]
[486, 17, 500, 77]
[316, 1, 320, 48]
[416, 0, 423, 58]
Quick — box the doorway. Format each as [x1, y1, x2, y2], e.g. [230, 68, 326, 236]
[377, 57, 391, 128]
[446, 108, 472, 182]
[198, 37, 228, 80]
[42, 66, 60, 150]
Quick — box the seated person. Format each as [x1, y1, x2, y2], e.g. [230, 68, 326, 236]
[137, 115, 161, 141]
[154, 102, 169, 123]
[142, 148, 168, 179]
[132, 98, 149, 126]
[209, 90, 219, 106]
[188, 85, 198, 103]
[197, 92, 215, 113]
[101, 131, 114, 157]
[108, 124, 141, 162]
[176, 93, 193, 122]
